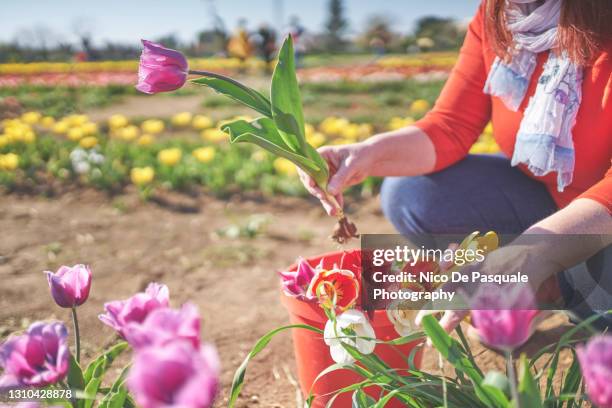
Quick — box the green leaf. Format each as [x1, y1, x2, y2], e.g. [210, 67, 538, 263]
[228, 324, 323, 408]
[222, 117, 328, 188]
[190, 77, 272, 117]
[83, 378, 102, 408]
[83, 341, 128, 384]
[67, 353, 85, 392]
[517, 354, 543, 408]
[99, 388, 128, 408]
[421, 316, 502, 408]
[352, 389, 376, 407]
[559, 351, 582, 408]
[271, 35, 306, 153]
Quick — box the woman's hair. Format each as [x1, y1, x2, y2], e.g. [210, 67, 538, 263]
[485, 0, 612, 65]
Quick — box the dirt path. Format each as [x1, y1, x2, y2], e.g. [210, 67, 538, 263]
[0, 191, 573, 407]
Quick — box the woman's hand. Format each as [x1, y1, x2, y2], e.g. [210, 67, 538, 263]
[298, 142, 373, 216]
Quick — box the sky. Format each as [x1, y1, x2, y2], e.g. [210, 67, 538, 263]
[0, 0, 481, 46]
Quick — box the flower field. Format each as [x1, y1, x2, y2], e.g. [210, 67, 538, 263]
[0, 105, 499, 199]
[0, 52, 456, 87]
[3, 44, 601, 408]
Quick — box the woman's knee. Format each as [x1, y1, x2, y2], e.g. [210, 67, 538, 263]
[380, 176, 436, 235]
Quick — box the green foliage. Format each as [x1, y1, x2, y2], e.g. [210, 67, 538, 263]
[0, 85, 134, 117]
[192, 36, 331, 191]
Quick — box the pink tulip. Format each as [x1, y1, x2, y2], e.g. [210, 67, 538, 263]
[124, 303, 200, 349]
[577, 335, 612, 408]
[99, 282, 169, 338]
[44, 264, 92, 308]
[128, 341, 220, 408]
[0, 322, 69, 390]
[136, 40, 188, 94]
[469, 284, 539, 351]
[279, 258, 317, 299]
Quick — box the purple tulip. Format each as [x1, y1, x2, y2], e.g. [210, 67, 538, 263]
[136, 40, 188, 94]
[0, 322, 69, 390]
[128, 341, 220, 408]
[577, 335, 612, 408]
[99, 282, 169, 338]
[44, 264, 92, 308]
[469, 284, 539, 351]
[279, 258, 317, 299]
[124, 303, 201, 349]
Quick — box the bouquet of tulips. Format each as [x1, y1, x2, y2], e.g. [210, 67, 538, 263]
[0, 265, 220, 408]
[136, 36, 358, 243]
[227, 232, 612, 408]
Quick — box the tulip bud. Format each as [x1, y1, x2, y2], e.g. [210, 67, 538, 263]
[136, 40, 188, 94]
[45, 264, 92, 308]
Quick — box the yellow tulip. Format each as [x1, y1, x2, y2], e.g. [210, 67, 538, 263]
[341, 123, 360, 140]
[171, 112, 193, 127]
[130, 166, 155, 186]
[158, 148, 182, 166]
[52, 121, 69, 134]
[79, 136, 98, 149]
[319, 116, 349, 136]
[41, 116, 56, 128]
[67, 127, 84, 141]
[66, 114, 89, 127]
[21, 111, 42, 124]
[410, 99, 431, 115]
[0, 153, 19, 171]
[273, 157, 297, 177]
[118, 125, 139, 141]
[21, 130, 36, 144]
[141, 119, 165, 134]
[192, 115, 213, 130]
[387, 116, 415, 131]
[192, 146, 216, 163]
[81, 122, 98, 135]
[201, 128, 228, 143]
[0, 135, 8, 147]
[305, 123, 315, 137]
[357, 123, 373, 139]
[306, 131, 326, 148]
[137, 134, 155, 146]
[109, 114, 129, 129]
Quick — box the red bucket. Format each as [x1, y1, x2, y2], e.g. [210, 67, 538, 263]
[280, 250, 423, 407]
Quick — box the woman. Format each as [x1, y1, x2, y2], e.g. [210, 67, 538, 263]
[299, 0, 612, 329]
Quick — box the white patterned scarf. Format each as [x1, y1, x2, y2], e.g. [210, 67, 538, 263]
[484, 0, 583, 192]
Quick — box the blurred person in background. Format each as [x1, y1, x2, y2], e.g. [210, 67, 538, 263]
[288, 16, 306, 67]
[255, 23, 277, 73]
[227, 18, 253, 66]
[300, 0, 612, 329]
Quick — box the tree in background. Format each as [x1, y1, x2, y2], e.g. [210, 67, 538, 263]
[358, 15, 399, 54]
[324, 0, 348, 52]
[412, 16, 465, 51]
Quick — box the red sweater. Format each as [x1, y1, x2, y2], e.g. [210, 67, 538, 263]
[415, 1, 612, 212]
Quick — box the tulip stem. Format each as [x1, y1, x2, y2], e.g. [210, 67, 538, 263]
[506, 352, 519, 407]
[71, 306, 81, 364]
[188, 70, 264, 99]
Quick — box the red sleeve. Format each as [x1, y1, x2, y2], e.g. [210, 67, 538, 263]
[414, 1, 492, 171]
[577, 162, 612, 213]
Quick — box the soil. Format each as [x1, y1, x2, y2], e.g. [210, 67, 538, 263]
[0, 190, 575, 407]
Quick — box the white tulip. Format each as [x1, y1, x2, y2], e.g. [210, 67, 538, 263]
[387, 298, 418, 337]
[324, 310, 376, 364]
